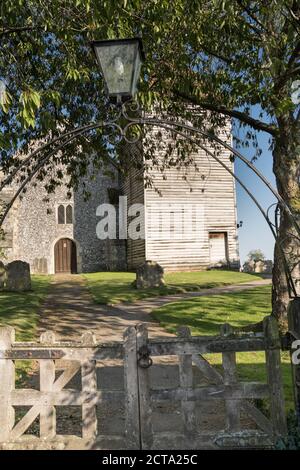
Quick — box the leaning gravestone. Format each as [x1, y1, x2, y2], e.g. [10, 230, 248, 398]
[6, 260, 31, 291]
[0, 261, 6, 289]
[243, 259, 273, 274]
[254, 260, 265, 273]
[243, 260, 255, 273]
[135, 260, 165, 289]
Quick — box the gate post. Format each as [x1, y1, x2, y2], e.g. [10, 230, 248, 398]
[288, 298, 300, 425]
[40, 331, 56, 439]
[263, 316, 287, 437]
[220, 323, 240, 432]
[136, 323, 153, 450]
[0, 327, 15, 443]
[177, 326, 197, 437]
[124, 326, 140, 449]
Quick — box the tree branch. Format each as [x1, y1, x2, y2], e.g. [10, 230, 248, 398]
[198, 45, 233, 66]
[235, 0, 270, 36]
[287, 40, 300, 69]
[174, 90, 278, 136]
[0, 26, 38, 37]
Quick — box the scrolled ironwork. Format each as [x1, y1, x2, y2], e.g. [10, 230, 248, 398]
[1, 98, 299, 298]
[121, 99, 142, 121]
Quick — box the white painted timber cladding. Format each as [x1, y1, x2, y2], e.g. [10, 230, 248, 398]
[121, 143, 145, 270]
[123, 121, 240, 271]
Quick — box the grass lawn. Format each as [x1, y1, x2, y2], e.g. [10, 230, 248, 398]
[0, 275, 52, 341]
[152, 285, 294, 412]
[0, 275, 52, 382]
[83, 270, 262, 305]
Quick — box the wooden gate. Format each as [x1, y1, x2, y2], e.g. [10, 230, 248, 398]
[136, 317, 287, 449]
[54, 238, 77, 274]
[0, 315, 287, 450]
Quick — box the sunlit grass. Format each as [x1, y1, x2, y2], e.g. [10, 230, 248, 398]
[152, 285, 294, 412]
[83, 270, 261, 305]
[0, 275, 52, 341]
[0, 275, 52, 382]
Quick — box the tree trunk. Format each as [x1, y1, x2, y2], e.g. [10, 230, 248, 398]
[272, 119, 300, 320]
[272, 213, 295, 320]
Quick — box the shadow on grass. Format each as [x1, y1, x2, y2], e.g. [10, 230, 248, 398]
[152, 286, 273, 335]
[0, 275, 52, 341]
[152, 285, 295, 411]
[84, 270, 262, 305]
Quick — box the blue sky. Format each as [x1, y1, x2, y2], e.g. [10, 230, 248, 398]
[233, 110, 276, 264]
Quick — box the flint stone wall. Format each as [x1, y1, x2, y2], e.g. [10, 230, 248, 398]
[0, 163, 126, 274]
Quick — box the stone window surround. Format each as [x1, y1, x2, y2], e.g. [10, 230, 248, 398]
[56, 203, 74, 225]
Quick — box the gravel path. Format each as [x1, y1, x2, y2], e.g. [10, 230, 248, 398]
[39, 274, 271, 341]
[32, 275, 271, 448]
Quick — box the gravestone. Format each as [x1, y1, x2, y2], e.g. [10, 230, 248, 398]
[243, 260, 255, 273]
[243, 259, 273, 274]
[254, 260, 265, 273]
[0, 261, 5, 289]
[6, 260, 31, 291]
[262, 260, 273, 274]
[135, 260, 165, 289]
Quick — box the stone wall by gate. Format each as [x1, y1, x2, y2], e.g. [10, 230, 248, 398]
[0, 316, 287, 450]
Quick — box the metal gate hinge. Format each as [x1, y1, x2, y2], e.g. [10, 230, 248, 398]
[137, 345, 153, 369]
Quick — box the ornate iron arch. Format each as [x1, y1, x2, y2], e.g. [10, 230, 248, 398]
[0, 100, 299, 298]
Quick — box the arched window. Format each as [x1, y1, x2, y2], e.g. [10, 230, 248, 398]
[57, 205, 65, 224]
[66, 205, 73, 224]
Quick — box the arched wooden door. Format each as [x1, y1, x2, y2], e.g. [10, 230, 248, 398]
[54, 238, 77, 274]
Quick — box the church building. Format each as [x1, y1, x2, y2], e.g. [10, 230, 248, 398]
[0, 126, 240, 274]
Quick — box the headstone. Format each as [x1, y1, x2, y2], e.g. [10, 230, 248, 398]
[263, 260, 273, 274]
[0, 261, 6, 289]
[254, 260, 265, 273]
[243, 259, 273, 274]
[135, 260, 165, 289]
[243, 260, 255, 273]
[33, 258, 48, 274]
[6, 260, 31, 291]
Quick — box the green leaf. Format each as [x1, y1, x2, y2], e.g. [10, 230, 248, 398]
[0, 89, 12, 114]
